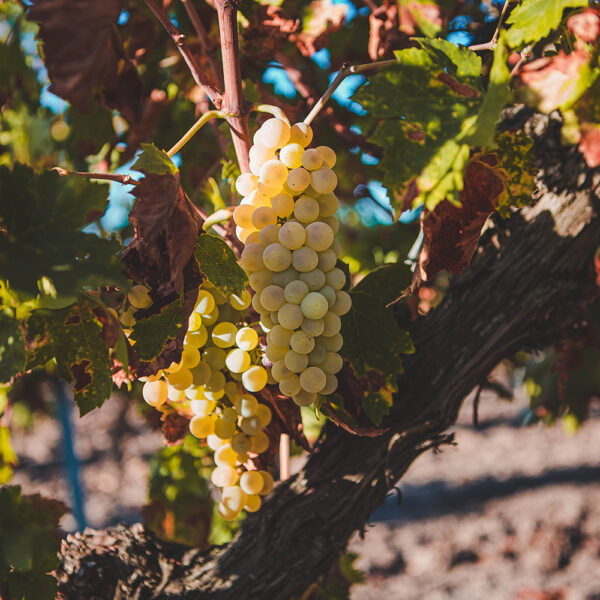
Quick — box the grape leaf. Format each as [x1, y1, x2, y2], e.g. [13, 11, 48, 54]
[132, 143, 179, 177]
[28, 0, 143, 122]
[506, 0, 588, 48]
[399, 0, 442, 38]
[341, 263, 415, 377]
[0, 309, 25, 383]
[0, 164, 126, 298]
[194, 235, 248, 297]
[130, 293, 185, 362]
[26, 300, 112, 415]
[361, 391, 392, 427]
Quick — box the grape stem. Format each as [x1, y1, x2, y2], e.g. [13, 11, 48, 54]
[303, 59, 399, 126]
[167, 110, 238, 157]
[251, 104, 291, 125]
[143, 0, 222, 108]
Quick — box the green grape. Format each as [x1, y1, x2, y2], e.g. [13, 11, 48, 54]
[299, 366, 326, 393]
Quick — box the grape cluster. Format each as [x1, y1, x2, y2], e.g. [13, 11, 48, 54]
[140, 281, 274, 520]
[234, 118, 351, 407]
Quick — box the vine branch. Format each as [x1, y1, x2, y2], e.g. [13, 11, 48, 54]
[53, 168, 137, 186]
[144, 0, 223, 108]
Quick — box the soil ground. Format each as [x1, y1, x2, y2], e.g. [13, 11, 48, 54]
[9, 386, 600, 599]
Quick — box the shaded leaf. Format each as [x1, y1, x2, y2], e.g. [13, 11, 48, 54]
[132, 143, 179, 177]
[194, 235, 248, 298]
[506, 0, 588, 47]
[130, 293, 185, 362]
[0, 309, 25, 382]
[361, 391, 393, 427]
[341, 263, 415, 377]
[28, 0, 143, 121]
[26, 301, 112, 415]
[0, 165, 126, 297]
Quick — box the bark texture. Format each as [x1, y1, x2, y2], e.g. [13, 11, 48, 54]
[56, 110, 600, 599]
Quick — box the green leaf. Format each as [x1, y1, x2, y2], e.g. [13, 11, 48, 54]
[341, 263, 415, 377]
[361, 392, 391, 426]
[133, 143, 179, 176]
[506, 0, 588, 47]
[194, 234, 248, 297]
[26, 300, 112, 415]
[0, 309, 25, 382]
[4, 536, 33, 572]
[353, 47, 481, 213]
[0, 164, 126, 298]
[0, 426, 17, 484]
[460, 36, 511, 147]
[8, 572, 57, 600]
[130, 293, 185, 361]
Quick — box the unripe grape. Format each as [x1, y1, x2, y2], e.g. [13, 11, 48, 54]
[271, 359, 291, 381]
[300, 292, 329, 320]
[236, 172, 258, 196]
[230, 289, 252, 311]
[272, 267, 300, 287]
[186, 325, 208, 348]
[308, 343, 326, 366]
[128, 285, 152, 309]
[311, 167, 337, 194]
[203, 347, 226, 370]
[143, 380, 168, 406]
[260, 285, 285, 312]
[317, 193, 339, 217]
[284, 279, 309, 304]
[290, 330, 315, 354]
[301, 148, 323, 171]
[305, 222, 334, 252]
[226, 348, 251, 373]
[258, 223, 280, 246]
[240, 394, 258, 417]
[236, 327, 258, 351]
[318, 284, 337, 308]
[240, 414, 262, 435]
[222, 406, 238, 422]
[240, 243, 266, 272]
[215, 417, 237, 439]
[240, 470, 264, 495]
[271, 192, 294, 218]
[317, 249, 337, 272]
[292, 389, 317, 407]
[252, 206, 277, 230]
[284, 349, 309, 373]
[181, 346, 201, 369]
[326, 267, 346, 290]
[119, 309, 135, 328]
[232, 433, 252, 455]
[332, 290, 352, 315]
[233, 204, 254, 229]
[322, 311, 342, 337]
[215, 443, 238, 467]
[279, 374, 302, 396]
[279, 142, 304, 168]
[259, 118, 291, 149]
[299, 269, 326, 291]
[263, 243, 292, 272]
[212, 322, 238, 348]
[278, 303, 304, 330]
[287, 167, 311, 193]
[190, 414, 215, 438]
[256, 404, 272, 426]
[299, 366, 326, 393]
[244, 494, 262, 512]
[249, 270, 273, 293]
[316, 145, 337, 168]
[320, 215, 339, 235]
[270, 324, 293, 347]
[242, 365, 268, 392]
[301, 317, 325, 337]
[322, 352, 343, 374]
[167, 368, 193, 390]
[278, 221, 306, 251]
[293, 195, 320, 224]
[320, 332, 343, 352]
[289, 122, 313, 147]
[321, 374, 339, 395]
[251, 431, 269, 454]
[224, 380, 239, 398]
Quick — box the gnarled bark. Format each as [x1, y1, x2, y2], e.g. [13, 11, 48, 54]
[56, 111, 600, 599]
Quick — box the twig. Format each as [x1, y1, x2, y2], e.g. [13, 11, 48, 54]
[144, 0, 222, 108]
[279, 433, 290, 480]
[214, 0, 251, 173]
[180, 0, 224, 90]
[472, 384, 483, 428]
[303, 59, 398, 125]
[469, 0, 510, 51]
[510, 42, 534, 76]
[167, 109, 235, 156]
[53, 168, 137, 186]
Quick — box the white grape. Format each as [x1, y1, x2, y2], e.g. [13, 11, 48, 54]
[321, 374, 338, 395]
[287, 167, 311, 193]
[301, 148, 323, 171]
[317, 193, 339, 217]
[252, 206, 277, 230]
[299, 366, 326, 393]
[317, 250, 337, 273]
[266, 342, 288, 362]
[258, 223, 280, 246]
[249, 270, 273, 293]
[143, 380, 168, 406]
[301, 317, 325, 337]
[308, 343, 326, 366]
[284, 280, 309, 304]
[259, 159, 288, 188]
[325, 267, 346, 290]
[225, 348, 251, 373]
[279, 374, 302, 397]
[240, 243, 266, 272]
[321, 352, 343, 374]
[239, 394, 258, 417]
[279, 143, 304, 168]
[262, 243, 292, 272]
[230, 289, 252, 311]
[240, 471, 264, 495]
[277, 303, 304, 330]
[271, 359, 291, 381]
[242, 365, 268, 392]
[305, 222, 334, 252]
[311, 167, 337, 194]
[249, 142, 275, 165]
[293, 195, 320, 224]
[270, 324, 293, 347]
[289, 122, 313, 147]
[332, 290, 352, 315]
[299, 269, 326, 291]
[292, 389, 317, 407]
[236, 226, 256, 244]
[300, 292, 328, 320]
[271, 192, 294, 218]
[290, 330, 315, 354]
[259, 118, 291, 149]
[260, 285, 285, 312]
[236, 327, 259, 351]
[292, 247, 318, 272]
[236, 172, 258, 196]
[322, 311, 341, 337]
[320, 215, 339, 235]
[321, 332, 343, 352]
[212, 322, 238, 348]
[284, 349, 309, 373]
[278, 221, 306, 250]
[248, 189, 271, 208]
[318, 284, 336, 308]
[272, 267, 299, 287]
[316, 145, 336, 168]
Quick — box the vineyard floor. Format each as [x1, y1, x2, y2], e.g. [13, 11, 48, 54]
[10, 383, 600, 599]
